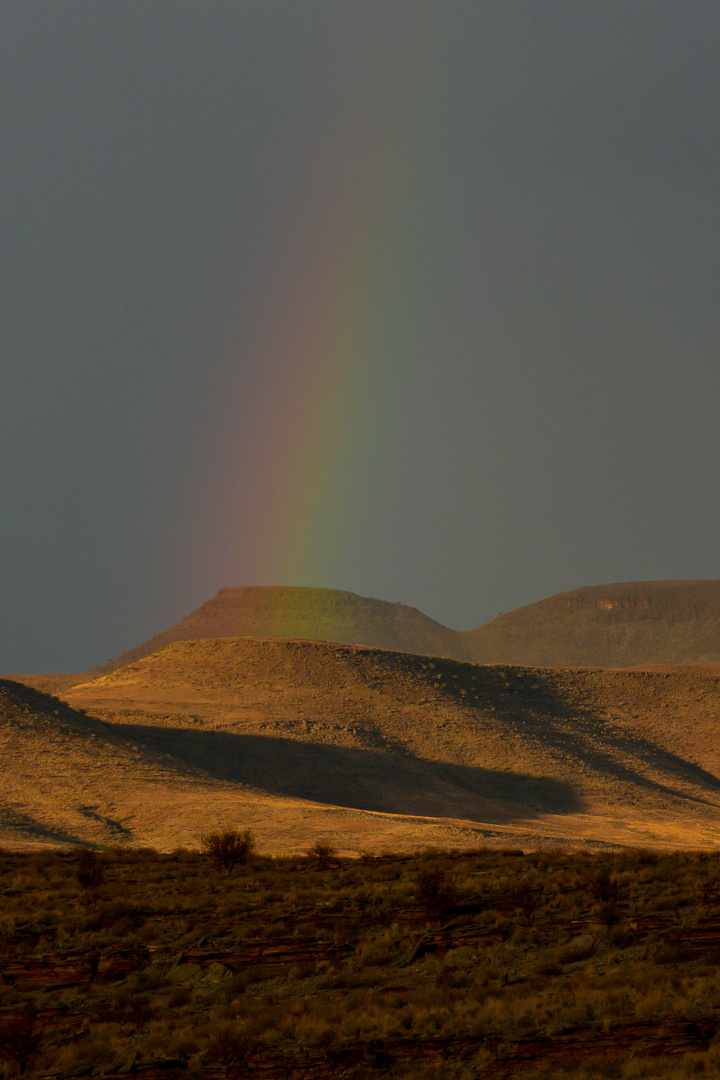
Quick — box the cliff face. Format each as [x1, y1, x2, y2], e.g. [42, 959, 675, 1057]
[529, 580, 720, 616]
[461, 580, 720, 667]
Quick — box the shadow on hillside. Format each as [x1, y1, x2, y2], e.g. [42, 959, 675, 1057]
[110, 723, 581, 823]
[431, 663, 720, 806]
[0, 803, 84, 846]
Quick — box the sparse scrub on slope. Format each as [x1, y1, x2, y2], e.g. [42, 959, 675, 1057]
[201, 826, 255, 873]
[415, 863, 460, 924]
[0, 847, 720, 1075]
[0, 1014, 40, 1076]
[306, 840, 339, 869]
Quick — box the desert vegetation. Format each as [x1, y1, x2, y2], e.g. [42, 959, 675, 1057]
[200, 829, 255, 874]
[0, 844, 720, 1077]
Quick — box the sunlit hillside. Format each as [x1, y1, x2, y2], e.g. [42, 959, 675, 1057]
[10, 636, 713, 851]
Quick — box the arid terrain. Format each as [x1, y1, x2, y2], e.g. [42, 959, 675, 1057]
[462, 579, 720, 668]
[3, 635, 720, 853]
[2, 581, 720, 854]
[1, 846, 720, 1078]
[93, 587, 464, 674]
[3, 583, 720, 1075]
[89, 580, 720, 672]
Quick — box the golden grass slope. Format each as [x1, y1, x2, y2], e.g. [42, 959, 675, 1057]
[61, 637, 720, 851]
[1, 674, 501, 855]
[0, 677, 321, 853]
[0, 677, 191, 848]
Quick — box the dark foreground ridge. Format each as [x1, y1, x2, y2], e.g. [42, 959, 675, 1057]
[1, 846, 719, 1078]
[90, 579, 720, 674]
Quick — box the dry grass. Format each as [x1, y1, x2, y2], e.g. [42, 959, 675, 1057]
[4, 634, 720, 853]
[1, 846, 720, 1077]
[59, 640, 720, 850]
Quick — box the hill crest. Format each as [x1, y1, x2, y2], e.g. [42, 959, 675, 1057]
[93, 580, 720, 674]
[95, 586, 464, 673]
[461, 579, 720, 667]
[64, 636, 720, 850]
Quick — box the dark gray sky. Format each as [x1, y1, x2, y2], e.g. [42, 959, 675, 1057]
[3, 1, 720, 671]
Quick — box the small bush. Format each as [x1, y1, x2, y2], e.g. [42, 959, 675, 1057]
[0, 1014, 40, 1075]
[206, 1022, 249, 1073]
[416, 864, 459, 924]
[88, 900, 143, 933]
[596, 901, 620, 926]
[609, 923, 634, 948]
[510, 882, 541, 924]
[108, 990, 155, 1027]
[532, 957, 563, 977]
[354, 924, 404, 967]
[75, 848, 104, 894]
[588, 868, 615, 902]
[201, 828, 255, 873]
[306, 841, 338, 869]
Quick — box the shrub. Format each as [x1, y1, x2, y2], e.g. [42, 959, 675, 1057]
[354, 924, 404, 967]
[0, 1014, 40, 1075]
[75, 848, 104, 894]
[609, 923, 634, 948]
[306, 841, 338, 869]
[92, 899, 144, 933]
[201, 828, 255, 873]
[597, 902, 620, 926]
[206, 1022, 249, 1076]
[510, 882, 540, 924]
[588, 868, 615, 902]
[416, 865, 459, 924]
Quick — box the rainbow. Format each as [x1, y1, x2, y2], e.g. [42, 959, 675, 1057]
[201, 27, 441, 597]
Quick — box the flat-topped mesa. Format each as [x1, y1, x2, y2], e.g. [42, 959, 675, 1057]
[94, 585, 466, 673]
[460, 580, 720, 667]
[90, 579, 720, 677]
[532, 580, 720, 615]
